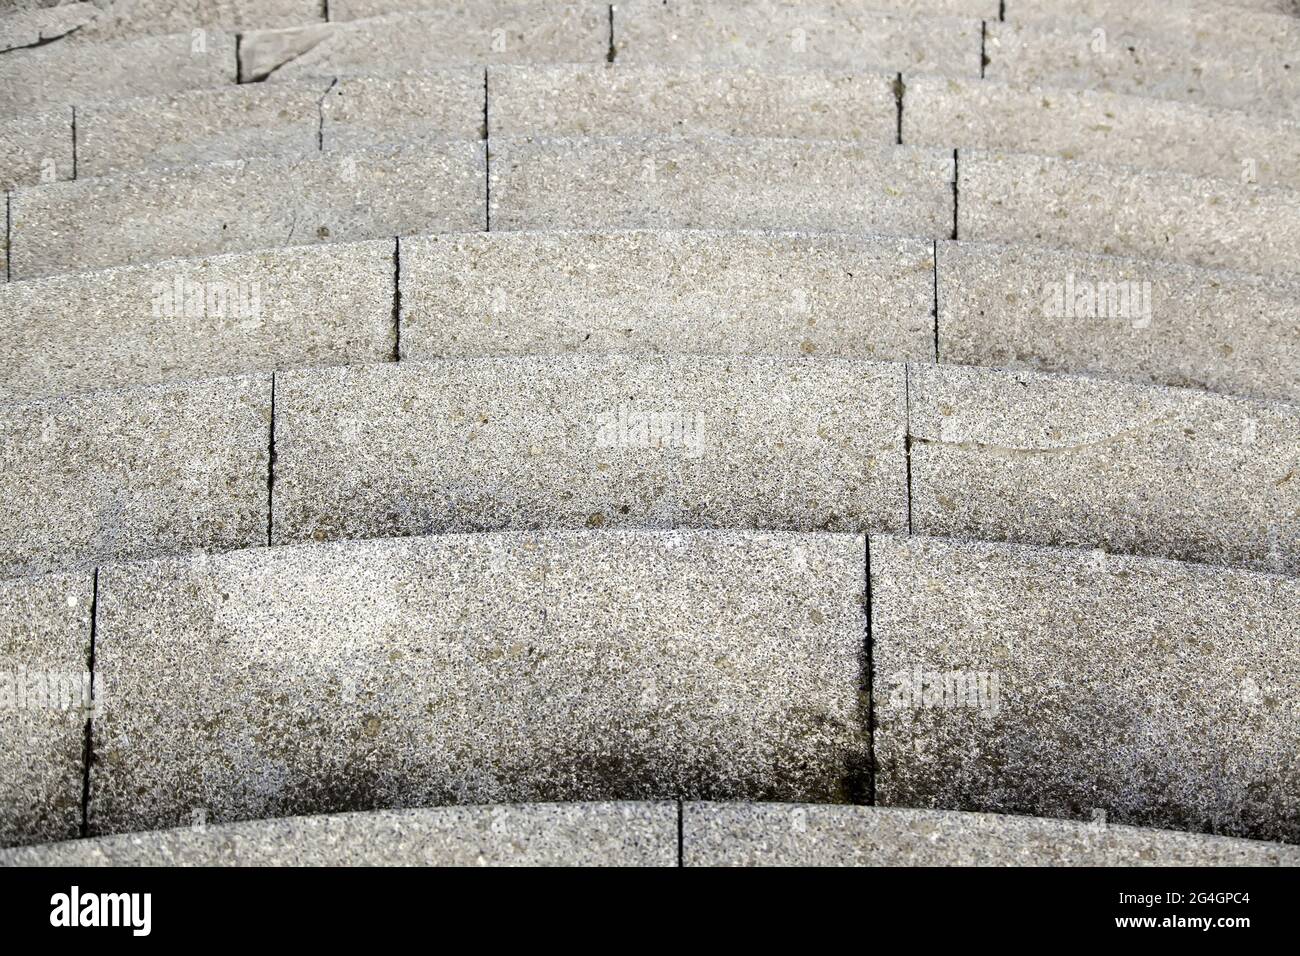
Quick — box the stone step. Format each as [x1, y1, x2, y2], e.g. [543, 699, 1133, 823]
[488, 136, 954, 236]
[240, 3, 608, 83]
[0, 242, 396, 403]
[904, 75, 1300, 191]
[6, 142, 485, 279]
[334, 0, 1002, 22]
[0, 108, 71, 190]
[686, 803, 1300, 866]
[87, 530, 868, 836]
[936, 240, 1300, 404]
[270, 354, 909, 543]
[957, 150, 1300, 278]
[909, 363, 1300, 575]
[0, 374, 270, 580]
[612, 0, 983, 77]
[984, 21, 1300, 123]
[0, 0, 320, 44]
[0, 3, 97, 54]
[871, 534, 1300, 842]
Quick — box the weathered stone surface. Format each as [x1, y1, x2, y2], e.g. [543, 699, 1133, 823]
[984, 22, 1300, 122]
[89, 530, 869, 834]
[909, 363, 1300, 575]
[958, 150, 1300, 278]
[488, 64, 896, 140]
[0, 242, 395, 402]
[936, 240, 1300, 404]
[240, 4, 607, 83]
[321, 69, 485, 151]
[870, 534, 1300, 842]
[400, 230, 935, 362]
[67, 0, 323, 40]
[3, 803, 676, 865]
[77, 82, 326, 178]
[337, 0, 1000, 19]
[0, 374, 270, 578]
[0, 3, 96, 53]
[273, 355, 907, 542]
[0, 108, 72, 189]
[614, 0, 983, 76]
[9, 142, 485, 279]
[684, 803, 1300, 865]
[0, 571, 91, 849]
[0, 29, 236, 120]
[489, 136, 953, 236]
[905, 75, 1300, 190]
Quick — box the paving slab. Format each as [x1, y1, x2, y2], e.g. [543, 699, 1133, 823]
[613, 0, 983, 76]
[400, 230, 935, 362]
[0, 374, 270, 579]
[908, 363, 1300, 575]
[89, 530, 868, 834]
[0, 3, 96, 53]
[9, 142, 485, 279]
[871, 534, 1300, 842]
[957, 150, 1300, 278]
[240, 5, 608, 83]
[904, 75, 1300, 191]
[936, 240, 1300, 404]
[0, 571, 92, 849]
[684, 803, 1300, 865]
[64, 0, 323, 40]
[2, 803, 676, 865]
[0, 242, 395, 402]
[489, 136, 954, 236]
[337, 0, 1001, 19]
[0, 29, 236, 120]
[321, 69, 485, 151]
[488, 64, 896, 140]
[273, 354, 907, 542]
[0, 108, 72, 189]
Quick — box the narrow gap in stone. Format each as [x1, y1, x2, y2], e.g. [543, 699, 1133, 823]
[322, 0, 330, 21]
[483, 68, 491, 232]
[235, 33, 244, 83]
[951, 149, 960, 241]
[316, 77, 337, 151]
[892, 73, 905, 145]
[904, 364, 914, 536]
[980, 21, 988, 77]
[392, 236, 402, 361]
[999, 0, 1006, 22]
[864, 536, 876, 806]
[607, 4, 617, 62]
[79, 568, 99, 838]
[676, 800, 684, 866]
[70, 105, 78, 179]
[932, 239, 940, 363]
[4, 191, 10, 282]
[266, 372, 277, 546]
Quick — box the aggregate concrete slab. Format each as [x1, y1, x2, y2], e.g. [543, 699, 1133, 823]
[0, 3, 96, 53]
[0, 374, 270, 579]
[399, 230, 936, 362]
[76, 82, 327, 179]
[0, 241, 395, 402]
[613, 0, 983, 76]
[870, 534, 1300, 842]
[489, 136, 954, 236]
[957, 150, 1300, 278]
[2, 803, 676, 865]
[240, 4, 608, 83]
[488, 64, 897, 141]
[8, 142, 485, 279]
[0, 108, 72, 189]
[321, 69, 485, 151]
[909, 364, 1300, 575]
[936, 241, 1300, 404]
[272, 354, 908, 542]
[0, 571, 92, 849]
[88, 530, 869, 834]
[684, 803, 1300, 865]
[904, 75, 1300, 191]
[336, 0, 1001, 19]
[65, 0, 324, 40]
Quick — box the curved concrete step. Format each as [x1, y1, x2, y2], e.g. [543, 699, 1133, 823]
[957, 150, 1300, 278]
[488, 136, 954, 236]
[0, 3, 97, 54]
[904, 74, 1300, 191]
[0, 0, 321, 45]
[6, 142, 485, 279]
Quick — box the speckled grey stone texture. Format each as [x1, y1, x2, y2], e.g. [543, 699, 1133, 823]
[0, 242, 395, 402]
[3, 803, 676, 865]
[338, 0, 1001, 19]
[488, 64, 896, 141]
[0, 3, 97, 53]
[321, 69, 485, 151]
[0, 571, 92, 849]
[0, 374, 270, 578]
[8, 142, 485, 279]
[870, 534, 1300, 842]
[904, 75, 1300, 190]
[684, 803, 1300, 866]
[65, 0, 322, 40]
[957, 150, 1300, 278]
[936, 240, 1300, 403]
[489, 136, 954, 236]
[908, 363, 1300, 575]
[614, 0, 983, 76]
[88, 530, 868, 835]
[0, 108, 72, 189]
[272, 354, 908, 542]
[399, 230, 936, 362]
